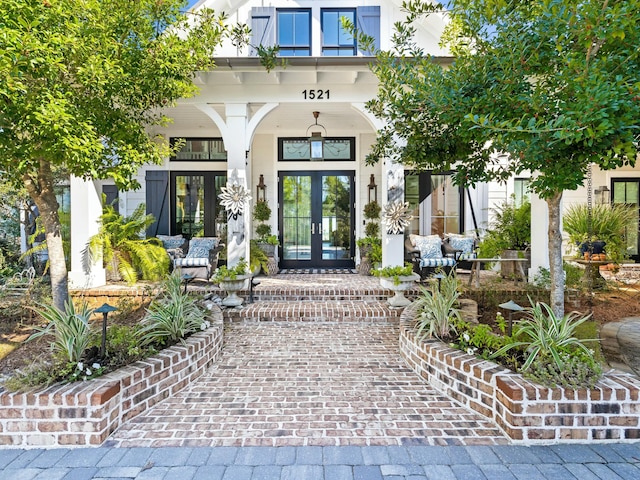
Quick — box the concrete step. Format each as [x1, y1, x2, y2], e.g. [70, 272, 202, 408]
[223, 300, 405, 323]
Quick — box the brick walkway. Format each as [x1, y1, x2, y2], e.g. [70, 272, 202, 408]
[106, 321, 508, 448]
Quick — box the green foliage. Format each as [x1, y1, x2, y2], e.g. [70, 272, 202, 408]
[0, 0, 276, 310]
[413, 271, 461, 340]
[372, 263, 414, 284]
[357, 236, 382, 265]
[89, 203, 169, 284]
[493, 300, 598, 376]
[252, 201, 272, 222]
[533, 263, 583, 290]
[104, 325, 149, 368]
[259, 235, 279, 246]
[363, 201, 381, 220]
[525, 349, 602, 389]
[138, 272, 207, 347]
[453, 320, 511, 361]
[364, 221, 380, 238]
[563, 203, 637, 263]
[255, 223, 272, 239]
[478, 199, 531, 258]
[250, 240, 269, 274]
[27, 299, 94, 364]
[212, 258, 250, 283]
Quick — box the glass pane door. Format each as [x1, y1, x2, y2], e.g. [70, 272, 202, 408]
[612, 179, 639, 261]
[279, 171, 354, 268]
[171, 172, 226, 239]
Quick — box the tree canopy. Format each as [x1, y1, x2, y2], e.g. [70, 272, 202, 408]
[364, 0, 640, 315]
[0, 0, 261, 309]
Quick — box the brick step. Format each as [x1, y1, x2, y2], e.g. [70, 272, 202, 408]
[223, 300, 405, 323]
[250, 286, 422, 302]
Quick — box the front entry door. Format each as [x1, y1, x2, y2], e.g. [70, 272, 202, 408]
[612, 179, 640, 263]
[279, 171, 355, 269]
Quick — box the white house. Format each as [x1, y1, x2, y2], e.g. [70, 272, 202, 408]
[67, 0, 640, 288]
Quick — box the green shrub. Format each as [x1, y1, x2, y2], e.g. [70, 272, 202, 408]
[139, 272, 207, 347]
[478, 199, 531, 258]
[372, 263, 414, 285]
[104, 325, 149, 368]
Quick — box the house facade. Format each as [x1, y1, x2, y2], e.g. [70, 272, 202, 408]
[66, 0, 639, 288]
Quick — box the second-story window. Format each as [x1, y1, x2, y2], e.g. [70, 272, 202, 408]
[277, 9, 311, 56]
[322, 9, 356, 56]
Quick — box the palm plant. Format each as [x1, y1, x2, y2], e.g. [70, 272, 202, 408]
[89, 204, 169, 284]
[28, 299, 94, 363]
[563, 203, 636, 263]
[413, 271, 462, 340]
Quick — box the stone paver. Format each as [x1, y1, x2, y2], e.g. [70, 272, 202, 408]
[2, 446, 640, 480]
[107, 322, 506, 447]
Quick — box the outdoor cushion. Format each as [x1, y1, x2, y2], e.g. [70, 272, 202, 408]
[419, 257, 456, 268]
[413, 235, 443, 259]
[185, 237, 217, 258]
[446, 234, 475, 255]
[174, 257, 210, 268]
[157, 234, 184, 250]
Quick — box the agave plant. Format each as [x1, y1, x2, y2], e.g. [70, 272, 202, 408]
[413, 271, 461, 340]
[89, 203, 169, 284]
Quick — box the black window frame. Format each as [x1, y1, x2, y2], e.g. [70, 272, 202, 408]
[169, 137, 227, 161]
[278, 137, 356, 162]
[276, 8, 312, 57]
[321, 8, 357, 56]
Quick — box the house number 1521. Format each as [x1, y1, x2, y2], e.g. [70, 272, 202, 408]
[302, 89, 330, 100]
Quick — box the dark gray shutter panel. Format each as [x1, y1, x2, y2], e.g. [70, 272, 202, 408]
[145, 170, 169, 237]
[250, 7, 276, 56]
[357, 6, 380, 54]
[102, 185, 119, 214]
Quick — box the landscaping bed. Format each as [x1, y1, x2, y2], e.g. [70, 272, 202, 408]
[399, 302, 640, 443]
[0, 307, 223, 448]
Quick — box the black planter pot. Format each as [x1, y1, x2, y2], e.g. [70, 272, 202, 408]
[579, 241, 606, 256]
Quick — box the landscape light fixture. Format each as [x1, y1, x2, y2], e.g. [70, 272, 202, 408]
[499, 300, 524, 336]
[94, 303, 118, 359]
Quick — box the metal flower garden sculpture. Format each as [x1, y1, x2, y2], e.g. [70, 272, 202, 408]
[383, 200, 413, 234]
[219, 169, 252, 221]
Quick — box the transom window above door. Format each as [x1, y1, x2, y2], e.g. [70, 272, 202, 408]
[170, 138, 227, 161]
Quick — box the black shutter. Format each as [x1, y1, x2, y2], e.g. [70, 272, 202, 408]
[102, 185, 119, 214]
[145, 170, 169, 237]
[357, 6, 380, 54]
[250, 7, 276, 56]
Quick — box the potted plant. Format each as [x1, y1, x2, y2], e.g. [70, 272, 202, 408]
[478, 198, 531, 278]
[88, 204, 169, 284]
[357, 201, 382, 275]
[373, 263, 420, 307]
[249, 239, 269, 276]
[563, 203, 636, 264]
[211, 258, 250, 306]
[253, 200, 279, 257]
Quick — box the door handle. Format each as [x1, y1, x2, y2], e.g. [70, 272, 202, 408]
[317, 223, 322, 234]
[311, 223, 315, 235]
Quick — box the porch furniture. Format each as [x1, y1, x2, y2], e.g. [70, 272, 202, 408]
[444, 233, 478, 270]
[467, 258, 529, 287]
[0, 266, 36, 298]
[173, 237, 224, 280]
[406, 234, 457, 281]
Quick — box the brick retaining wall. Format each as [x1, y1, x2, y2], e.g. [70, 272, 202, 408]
[0, 307, 224, 448]
[399, 303, 640, 443]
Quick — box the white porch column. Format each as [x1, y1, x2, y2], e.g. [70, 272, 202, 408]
[381, 155, 405, 267]
[224, 103, 250, 267]
[68, 176, 106, 289]
[529, 190, 550, 281]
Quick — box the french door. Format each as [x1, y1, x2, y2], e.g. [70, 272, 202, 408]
[279, 171, 355, 269]
[612, 179, 640, 262]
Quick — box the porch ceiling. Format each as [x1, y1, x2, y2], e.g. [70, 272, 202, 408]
[161, 102, 377, 136]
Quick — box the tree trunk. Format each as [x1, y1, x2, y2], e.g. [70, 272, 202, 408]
[546, 192, 564, 318]
[23, 161, 68, 311]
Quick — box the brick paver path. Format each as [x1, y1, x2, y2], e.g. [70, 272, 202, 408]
[107, 323, 508, 447]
